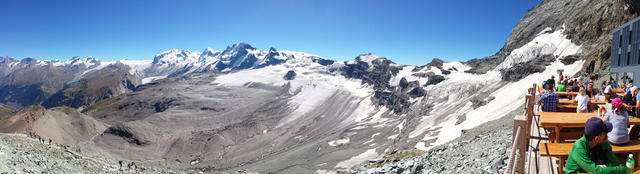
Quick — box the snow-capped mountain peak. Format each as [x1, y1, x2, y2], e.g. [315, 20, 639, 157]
[200, 47, 221, 57]
[354, 53, 381, 64]
[225, 42, 256, 52]
[63, 56, 100, 67]
[152, 49, 199, 65]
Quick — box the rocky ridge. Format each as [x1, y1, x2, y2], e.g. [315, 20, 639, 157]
[464, 0, 640, 80]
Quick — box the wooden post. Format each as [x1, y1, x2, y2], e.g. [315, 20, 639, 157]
[513, 114, 527, 174]
[524, 94, 533, 147]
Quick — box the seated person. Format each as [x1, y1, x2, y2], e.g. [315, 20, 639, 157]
[603, 98, 629, 145]
[538, 83, 558, 112]
[557, 83, 567, 92]
[622, 89, 635, 105]
[574, 87, 590, 113]
[565, 117, 626, 173]
[604, 82, 612, 95]
[636, 86, 640, 117]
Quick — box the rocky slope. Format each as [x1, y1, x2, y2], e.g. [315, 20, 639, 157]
[0, 104, 106, 147]
[0, 103, 15, 120]
[351, 106, 518, 174]
[0, 133, 184, 173]
[465, 0, 640, 79]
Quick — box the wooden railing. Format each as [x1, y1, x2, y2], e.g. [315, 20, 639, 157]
[505, 84, 537, 174]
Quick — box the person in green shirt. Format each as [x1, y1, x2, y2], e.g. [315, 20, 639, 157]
[557, 83, 566, 92]
[565, 117, 627, 174]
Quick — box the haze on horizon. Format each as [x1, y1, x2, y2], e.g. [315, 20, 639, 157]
[0, 0, 541, 65]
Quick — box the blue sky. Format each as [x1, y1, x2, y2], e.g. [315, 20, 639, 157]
[0, 0, 541, 65]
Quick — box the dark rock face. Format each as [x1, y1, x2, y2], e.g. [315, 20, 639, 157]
[341, 55, 427, 113]
[426, 58, 444, 69]
[501, 64, 546, 82]
[312, 58, 335, 66]
[104, 125, 149, 146]
[561, 55, 580, 65]
[283, 70, 296, 80]
[500, 54, 554, 81]
[408, 88, 427, 98]
[425, 75, 445, 86]
[464, 0, 640, 76]
[154, 97, 177, 112]
[256, 49, 287, 68]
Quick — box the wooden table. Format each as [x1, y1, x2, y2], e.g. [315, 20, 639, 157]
[541, 140, 640, 173]
[555, 92, 578, 97]
[539, 112, 640, 142]
[612, 88, 625, 94]
[556, 99, 607, 112]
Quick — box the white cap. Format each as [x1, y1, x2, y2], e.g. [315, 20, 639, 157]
[632, 86, 639, 92]
[630, 154, 634, 158]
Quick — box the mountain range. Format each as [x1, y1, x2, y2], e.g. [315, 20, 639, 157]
[0, 0, 639, 173]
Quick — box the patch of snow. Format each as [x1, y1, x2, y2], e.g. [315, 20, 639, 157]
[118, 59, 152, 76]
[494, 25, 582, 70]
[76, 61, 116, 79]
[328, 137, 350, 147]
[335, 148, 380, 169]
[442, 61, 469, 72]
[142, 75, 168, 84]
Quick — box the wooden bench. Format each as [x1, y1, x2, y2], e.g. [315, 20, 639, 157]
[540, 140, 640, 173]
[556, 104, 577, 112]
[547, 130, 583, 142]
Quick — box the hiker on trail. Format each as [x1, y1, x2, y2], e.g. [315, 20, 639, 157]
[575, 87, 590, 113]
[564, 117, 627, 173]
[28, 130, 32, 138]
[48, 139, 51, 145]
[603, 98, 630, 145]
[118, 160, 123, 169]
[538, 83, 559, 112]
